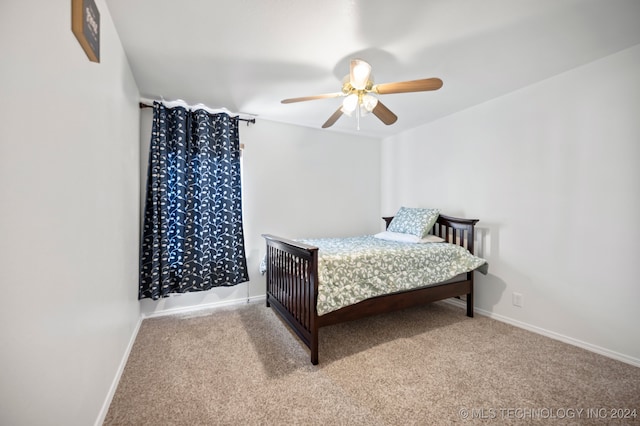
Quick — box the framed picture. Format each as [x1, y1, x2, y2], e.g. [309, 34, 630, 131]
[71, 0, 100, 63]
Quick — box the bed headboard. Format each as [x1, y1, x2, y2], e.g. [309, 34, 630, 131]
[382, 214, 479, 254]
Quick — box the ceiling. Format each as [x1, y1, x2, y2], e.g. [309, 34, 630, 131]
[105, 0, 640, 138]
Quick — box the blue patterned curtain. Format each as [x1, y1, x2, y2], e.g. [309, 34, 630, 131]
[139, 102, 249, 300]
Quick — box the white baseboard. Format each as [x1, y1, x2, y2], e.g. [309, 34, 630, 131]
[443, 298, 640, 368]
[94, 315, 143, 426]
[142, 294, 266, 319]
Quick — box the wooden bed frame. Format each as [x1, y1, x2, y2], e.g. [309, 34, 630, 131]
[262, 214, 479, 365]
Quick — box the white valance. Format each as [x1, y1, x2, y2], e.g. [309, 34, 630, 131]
[140, 97, 255, 122]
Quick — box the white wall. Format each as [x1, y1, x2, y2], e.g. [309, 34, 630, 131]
[0, 1, 141, 425]
[382, 44, 640, 364]
[139, 116, 382, 316]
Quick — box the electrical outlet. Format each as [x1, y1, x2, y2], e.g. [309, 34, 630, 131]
[512, 292, 523, 307]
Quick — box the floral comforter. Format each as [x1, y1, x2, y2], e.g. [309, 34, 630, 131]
[263, 235, 488, 316]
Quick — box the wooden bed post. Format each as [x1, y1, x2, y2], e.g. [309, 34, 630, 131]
[466, 282, 474, 318]
[309, 248, 319, 365]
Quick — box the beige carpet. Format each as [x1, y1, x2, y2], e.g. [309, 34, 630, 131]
[105, 301, 639, 425]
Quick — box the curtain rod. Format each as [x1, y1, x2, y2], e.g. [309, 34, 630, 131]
[138, 101, 256, 125]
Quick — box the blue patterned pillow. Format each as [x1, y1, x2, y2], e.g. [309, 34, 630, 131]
[387, 207, 439, 238]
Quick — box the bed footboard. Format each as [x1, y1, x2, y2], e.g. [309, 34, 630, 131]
[262, 234, 320, 364]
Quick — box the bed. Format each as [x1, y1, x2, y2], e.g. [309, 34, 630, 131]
[261, 209, 487, 365]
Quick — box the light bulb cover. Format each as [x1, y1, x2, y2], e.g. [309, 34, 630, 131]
[350, 59, 372, 90]
[342, 94, 358, 113]
[362, 94, 378, 112]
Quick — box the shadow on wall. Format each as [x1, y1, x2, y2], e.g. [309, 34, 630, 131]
[475, 223, 507, 310]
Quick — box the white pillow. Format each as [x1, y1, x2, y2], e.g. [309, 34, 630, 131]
[374, 231, 445, 244]
[419, 234, 445, 243]
[374, 231, 420, 243]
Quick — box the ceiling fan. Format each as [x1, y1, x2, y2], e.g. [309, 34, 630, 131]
[281, 59, 443, 129]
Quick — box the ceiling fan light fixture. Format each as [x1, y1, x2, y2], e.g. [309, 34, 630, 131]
[362, 94, 378, 112]
[280, 59, 442, 129]
[350, 59, 372, 90]
[341, 93, 359, 115]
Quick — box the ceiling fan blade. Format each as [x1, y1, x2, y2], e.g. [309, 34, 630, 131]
[281, 92, 343, 104]
[373, 78, 443, 95]
[321, 107, 344, 128]
[372, 101, 398, 125]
